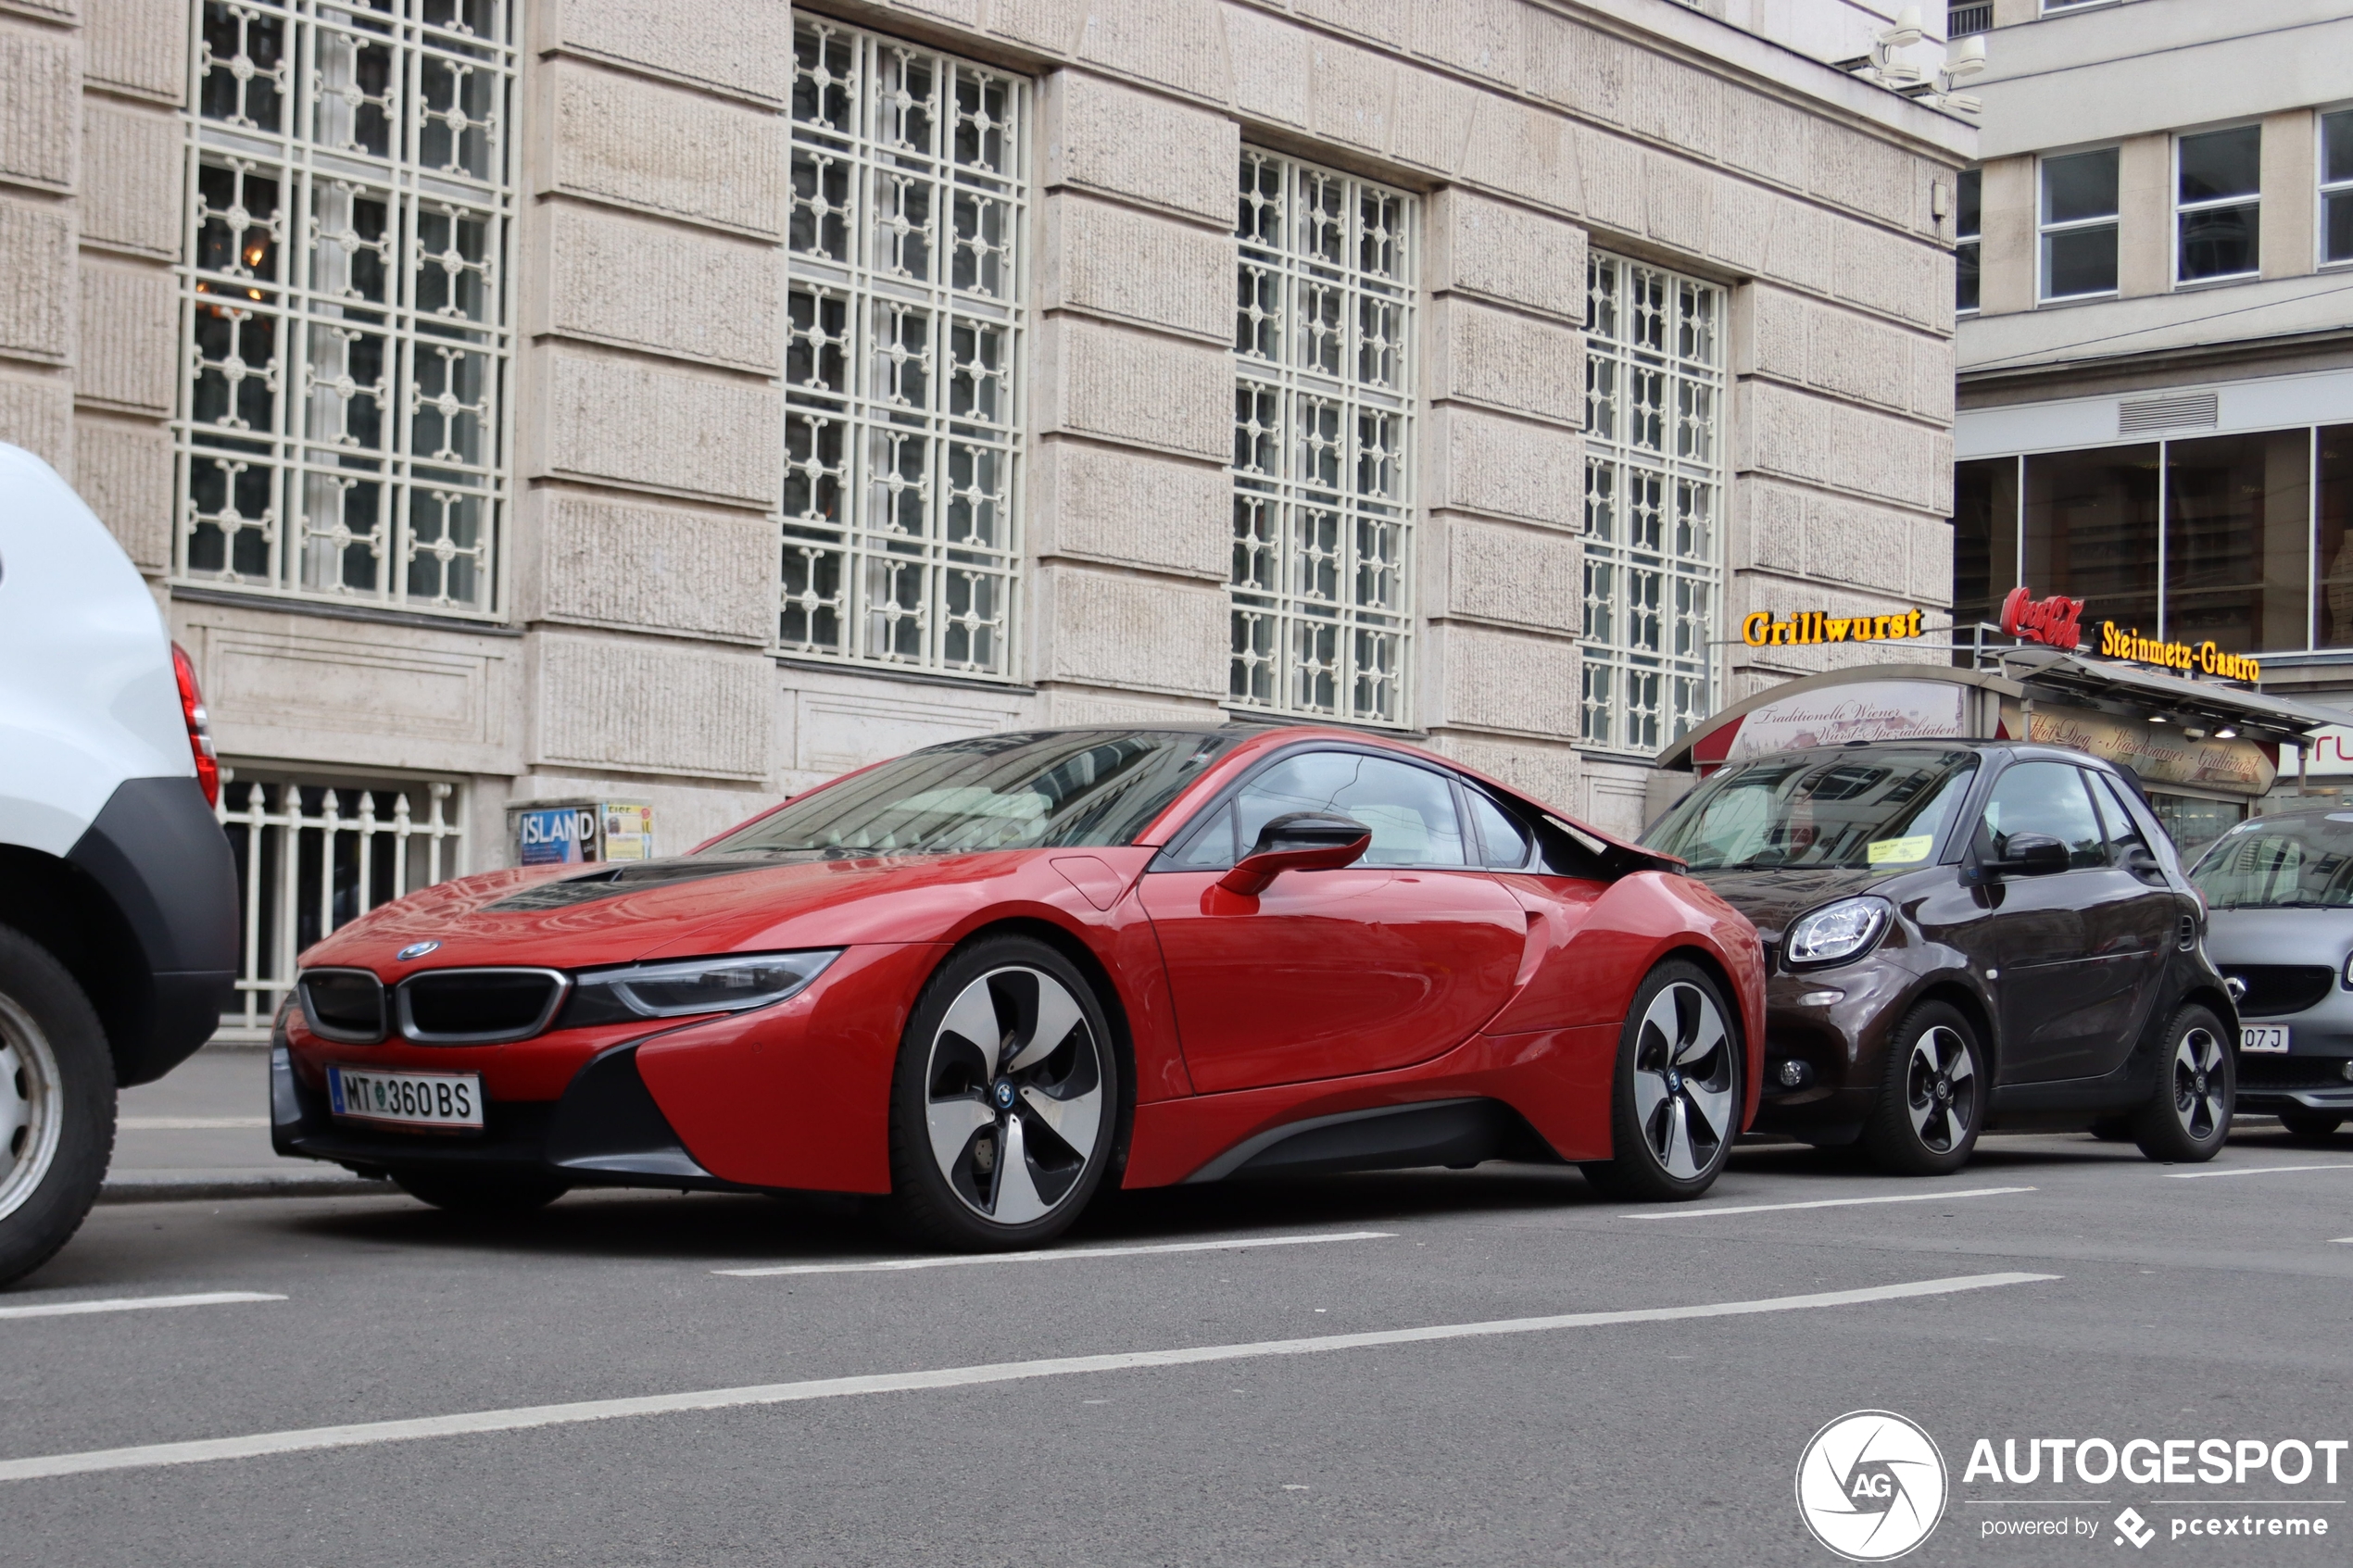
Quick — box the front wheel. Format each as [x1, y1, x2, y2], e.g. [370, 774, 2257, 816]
[2132, 1006, 2233, 1163]
[1861, 1001, 1984, 1176]
[2277, 1110, 2344, 1142]
[1580, 960, 1743, 1202]
[887, 937, 1119, 1249]
[0, 927, 115, 1288]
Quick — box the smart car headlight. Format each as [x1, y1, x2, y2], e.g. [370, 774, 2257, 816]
[1782, 897, 1892, 969]
[563, 949, 842, 1027]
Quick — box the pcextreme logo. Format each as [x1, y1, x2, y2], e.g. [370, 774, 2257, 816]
[1796, 1411, 1949, 1562]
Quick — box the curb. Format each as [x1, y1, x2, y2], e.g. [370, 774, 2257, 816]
[99, 1169, 389, 1205]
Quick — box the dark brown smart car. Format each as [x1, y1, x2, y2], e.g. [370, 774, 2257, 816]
[1641, 740, 2238, 1173]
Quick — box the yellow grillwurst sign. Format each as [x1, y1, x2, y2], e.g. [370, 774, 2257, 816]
[2097, 623, 2260, 683]
[1741, 608, 1925, 647]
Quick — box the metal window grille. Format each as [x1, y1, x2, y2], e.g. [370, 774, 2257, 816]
[1228, 149, 1416, 725]
[1579, 252, 1725, 758]
[1948, 4, 1993, 36]
[213, 771, 465, 1039]
[173, 0, 515, 617]
[781, 19, 1026, 677]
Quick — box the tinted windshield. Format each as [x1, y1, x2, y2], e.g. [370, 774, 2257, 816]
[2189, 813, 2353, 909]
[1643, 748, 1981, 872]
[701, 730, 1235, 857]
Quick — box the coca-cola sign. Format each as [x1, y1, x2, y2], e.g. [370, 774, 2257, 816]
[1999, 586, 2085, 651]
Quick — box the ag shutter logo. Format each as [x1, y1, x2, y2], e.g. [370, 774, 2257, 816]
[1796, 1411, 1949, 1562]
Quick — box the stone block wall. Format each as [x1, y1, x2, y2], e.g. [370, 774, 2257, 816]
[0, 0, 1969, 859]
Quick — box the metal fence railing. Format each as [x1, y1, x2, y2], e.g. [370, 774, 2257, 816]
[213, 771, 466, 1041]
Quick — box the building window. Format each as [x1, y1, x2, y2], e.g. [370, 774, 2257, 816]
[2177, 124, 2261, 283]
[2320, 109, 2353, 266]
[1228, 150, 1416, 724]
[1948, 4, 1993, 37]
[2039, 147, 2119, 301]
[1580, 253, 1725, 756]
[782, 19, 1025, 676]
[1957, 168, 1982, 314]
[176, 0, 516, 616]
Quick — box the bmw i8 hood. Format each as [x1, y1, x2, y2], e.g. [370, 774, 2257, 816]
[299, 849, 1114, 975]
[1682, 866, 1889, 947]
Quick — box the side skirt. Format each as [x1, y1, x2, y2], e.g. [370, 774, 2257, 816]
[1183, 1098, 1560, 1185]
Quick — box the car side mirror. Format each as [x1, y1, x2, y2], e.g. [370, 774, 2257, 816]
[1216, 811, 1372, 896]
[1990, 832, 2070, 877]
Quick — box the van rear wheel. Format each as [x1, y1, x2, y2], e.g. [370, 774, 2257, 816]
[0, 926, 115, 1287]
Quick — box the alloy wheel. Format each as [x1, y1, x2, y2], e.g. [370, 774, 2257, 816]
[2172, 1026, 2228, 1141]
[922, 965, 1104, 1224]
[0, 993, 65, 1225]
[1629, 981, 1736, 1180]
[1906, 1025, 1977, 1154]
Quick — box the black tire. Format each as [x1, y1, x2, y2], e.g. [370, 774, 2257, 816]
[887, 935, 1120, 1250]
[1861, 1001, 1985, 1176]
[2276, 1110, 2343, 1141]
[1579, 960, 1743, 1202]
[388, 1167, 570, 1215]
[2132, 1005, 2233, 1163]
[0, 925, 116, 1288]
[2088, 1117, 2134, 1143]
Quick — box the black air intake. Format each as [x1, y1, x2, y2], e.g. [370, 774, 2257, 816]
[298, 969, 385, 1044]
[2221, 965, 2334, 1019]
[396, 969, 569, 1044]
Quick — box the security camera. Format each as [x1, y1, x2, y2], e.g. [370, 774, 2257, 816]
[1877, 5, 1926, 49]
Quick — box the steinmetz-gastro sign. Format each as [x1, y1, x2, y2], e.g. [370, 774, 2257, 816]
[2098, 624, 2262, 683]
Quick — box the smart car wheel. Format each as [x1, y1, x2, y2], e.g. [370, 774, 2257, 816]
[888, 938, 1118, 1250]
[1579, 960, 1741, 1202]
[388, 1168, 570, 1215]
[2132, 1006, 2233, 1163]
[1861, 1002, 1983, 1176]
[0, 925, 115, 1288]
[2278, 1110, 2345, 1142]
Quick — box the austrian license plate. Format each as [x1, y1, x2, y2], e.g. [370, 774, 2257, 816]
[2240, 1026, 2290, 1055]
[328, 1066, 484, 1131]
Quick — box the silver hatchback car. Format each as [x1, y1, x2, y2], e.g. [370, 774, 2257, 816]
[2190, 809, 2353, 1139]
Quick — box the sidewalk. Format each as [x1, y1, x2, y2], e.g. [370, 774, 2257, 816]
[107, 1045, 382, 1203]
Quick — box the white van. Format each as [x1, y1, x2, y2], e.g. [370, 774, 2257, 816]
[0, 443, 237, 1285]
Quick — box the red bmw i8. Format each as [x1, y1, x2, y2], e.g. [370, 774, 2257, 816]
[274, 725, 1766, 1247]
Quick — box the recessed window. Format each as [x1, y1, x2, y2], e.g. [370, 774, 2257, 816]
[1228, 150, 1417, 725]
[1956, 169, 1982, 314]
[2177, 125, 2261, 283]
[2322, 109, 2353, 266]
[781, 19, 1026, 676]
[176, 0, 517, 615]
[2040, 148, 2119, 301]
[1580, 254, 1725, 756]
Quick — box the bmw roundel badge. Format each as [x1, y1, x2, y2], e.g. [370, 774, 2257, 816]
[396, 940, 442, 961]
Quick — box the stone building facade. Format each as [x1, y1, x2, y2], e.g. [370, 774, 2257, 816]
[0, 0, 1967, 1030]
[1952, 0, 2353, 845]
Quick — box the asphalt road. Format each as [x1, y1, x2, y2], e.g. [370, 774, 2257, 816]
[6, 1119, 2353, 1566]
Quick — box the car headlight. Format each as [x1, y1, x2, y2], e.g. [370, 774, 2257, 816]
[562, 950, 842, 1027]
[1783, 897, 1892, 969]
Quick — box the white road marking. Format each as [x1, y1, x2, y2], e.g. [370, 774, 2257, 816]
[1620, 1185, 2036, 1219]
[2163, 1163, 2353, 1180]
[119, 1116, 268, 1130]
[714, 1230, 1393, 1277]
[0, 1271, 2055, 1484]
[0, 1291, 283, 1322]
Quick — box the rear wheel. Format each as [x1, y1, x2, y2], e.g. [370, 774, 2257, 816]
[2132, 1006, 2233, 1163]
[1580, 960, 1742, 1202]
[2276, 1110, 2343, 1142]
[0, 927, 114, 1288]
[1861, 1002, 1984, 1176]
[887, 937, 1119, 1250]
[389, 1167, 570, 1214]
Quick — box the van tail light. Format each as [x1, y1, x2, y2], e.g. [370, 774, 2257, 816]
[171, 642, 220, 808]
